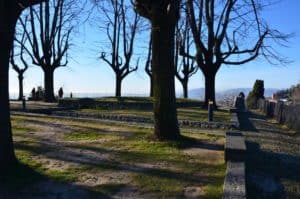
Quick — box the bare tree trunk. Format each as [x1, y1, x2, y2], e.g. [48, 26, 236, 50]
[0, 8, 17, 168]
[183, 80, 188, 99]
[152, 17, 180, 140]
[44, 68, 56, 102]
[115, 75, 122, 97]
[150, 76, 153, 97]
[18, 74, 24, 100]
[204, 73, 216, 107]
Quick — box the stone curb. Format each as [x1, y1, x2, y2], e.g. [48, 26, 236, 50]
[230, 108, 240, 129]
[223, 132, 247, 199]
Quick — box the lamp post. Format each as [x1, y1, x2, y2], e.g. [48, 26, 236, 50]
[22, 96, 26, 111]
[208, 100, 214, 122]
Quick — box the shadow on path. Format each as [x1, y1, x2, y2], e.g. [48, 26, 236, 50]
[0, 161, 112, 199]
[240, 111, 300, 198]
[237, 112, 258, 131]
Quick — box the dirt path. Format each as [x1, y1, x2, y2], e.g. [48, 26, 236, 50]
[239, 111, 300, 198]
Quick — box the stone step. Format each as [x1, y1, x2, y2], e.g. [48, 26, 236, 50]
[225, 132, 246, 162]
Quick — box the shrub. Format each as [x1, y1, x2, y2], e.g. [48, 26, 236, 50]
[246, 80, 265, 109]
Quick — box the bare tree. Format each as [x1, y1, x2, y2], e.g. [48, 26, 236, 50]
[98, 0, 139, 97]
[186, 0, 290, 106]
[135, 0, 181, 140]
[175, 10, 197, 99]
[0, 0, 47, 170]
[16, 0, 75, 102]
[144, 34, 153, 97]
[10, 26, 29, 101]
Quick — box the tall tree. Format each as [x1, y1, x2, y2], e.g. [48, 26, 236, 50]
[98, 0, 140, 97]
[144, 34, 153, 97]
[135, 0, 181, 140]
[175, 10, 197, 99]
[17, 0, 74, 102]
[186, 0, 289, 106]
[0, 0, 47, 170]
[10, 27, 29, 101]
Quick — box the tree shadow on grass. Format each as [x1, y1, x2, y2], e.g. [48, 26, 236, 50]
[0, 161, 113, 199]
[176, 135, 224, 151]
[14, 138, 224, 193]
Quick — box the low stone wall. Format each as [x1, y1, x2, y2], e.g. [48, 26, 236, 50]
[223, 132, 247, 199]
[223, 162, 246, 199]
[58, 98, 205, 110]
[230, 109, 240, 129]
[53, 111, 236, 130]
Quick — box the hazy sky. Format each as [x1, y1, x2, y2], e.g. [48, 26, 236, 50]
[9, 0, 300, 96]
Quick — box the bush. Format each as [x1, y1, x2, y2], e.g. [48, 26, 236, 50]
[247, 80, 265, 109]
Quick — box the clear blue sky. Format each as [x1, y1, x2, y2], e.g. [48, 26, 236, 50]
[9, 0, 300, 96]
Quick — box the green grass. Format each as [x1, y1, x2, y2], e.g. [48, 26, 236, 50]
[64, 130, 120, 141]
[11, 115, 226, 198]
[11, 118, 40, 136]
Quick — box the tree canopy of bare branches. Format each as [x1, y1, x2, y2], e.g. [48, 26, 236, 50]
[10, 28, 29, 101]
[16, 0, 77, 102]
[185, 0, 290, 106]
[175, 8, 197, 99]
[97, 0, 140, 97]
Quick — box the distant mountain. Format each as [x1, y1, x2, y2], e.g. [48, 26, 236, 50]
[186, 88, 205, 99]
[218, 88, 280, 98]
[187, 88, 280, 100]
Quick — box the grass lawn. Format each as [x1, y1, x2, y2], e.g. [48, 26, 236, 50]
[77, 107, 230, 123]
[7, 115, 226, 198]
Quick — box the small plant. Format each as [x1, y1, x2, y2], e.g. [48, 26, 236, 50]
[246, 80, 265, 109]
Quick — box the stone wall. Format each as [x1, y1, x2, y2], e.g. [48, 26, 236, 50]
[53, 110, 236, 130]
[58, 98, 205, 110]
